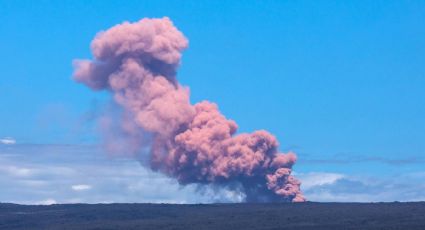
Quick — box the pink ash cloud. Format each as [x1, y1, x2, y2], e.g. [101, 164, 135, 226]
[73, 17, 305, 202]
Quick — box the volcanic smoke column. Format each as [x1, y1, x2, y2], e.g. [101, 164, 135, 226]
[73, 17, 305, 202]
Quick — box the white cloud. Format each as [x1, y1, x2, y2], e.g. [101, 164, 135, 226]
[304, 191, 377, 202]
[36, 198, 57, 205]
[0, 137, 16, 145]
[71, 184, 92, 191]
[1, 143, 424, 204]
[0, 166, 34, 177]
[298, 171, 425, 202]
[297, 172, 345, 190]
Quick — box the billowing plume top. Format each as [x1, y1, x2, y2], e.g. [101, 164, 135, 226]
[91, 17, 187, 63]
[73, 17, 305, 203]
[74, 17, 188, 90]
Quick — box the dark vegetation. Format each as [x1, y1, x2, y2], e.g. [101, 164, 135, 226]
[0, 202, 424, 230]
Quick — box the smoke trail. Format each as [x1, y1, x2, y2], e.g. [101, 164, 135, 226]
[73, 17, 305, 202]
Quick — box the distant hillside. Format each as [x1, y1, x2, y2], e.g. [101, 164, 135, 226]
[0, 202, 424, 230]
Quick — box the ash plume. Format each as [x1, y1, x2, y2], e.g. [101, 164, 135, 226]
[73, 17, 305, 202]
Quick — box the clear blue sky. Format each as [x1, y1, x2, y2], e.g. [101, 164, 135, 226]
[0, 0, 424, 203]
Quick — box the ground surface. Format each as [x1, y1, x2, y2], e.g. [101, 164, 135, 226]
[0, 202, 424, 230]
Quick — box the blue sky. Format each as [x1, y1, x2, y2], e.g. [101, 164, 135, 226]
[0, 0, 424, 203]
